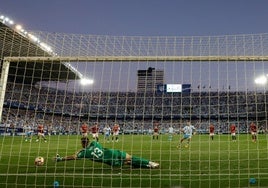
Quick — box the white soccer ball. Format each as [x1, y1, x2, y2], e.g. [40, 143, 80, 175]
[35, 156, 44, 166]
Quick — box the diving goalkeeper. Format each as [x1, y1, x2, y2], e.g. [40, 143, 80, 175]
[55, 137, 159, 168]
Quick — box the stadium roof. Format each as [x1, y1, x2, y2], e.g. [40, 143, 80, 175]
[0, 21, 79, 84]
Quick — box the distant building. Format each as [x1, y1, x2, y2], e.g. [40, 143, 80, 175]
[137, 67, 164, 92]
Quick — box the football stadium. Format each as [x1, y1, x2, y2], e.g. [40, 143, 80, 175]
[1, 13, 268, 188]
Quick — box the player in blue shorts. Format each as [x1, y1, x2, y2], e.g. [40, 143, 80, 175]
[55, 137, 159, 168]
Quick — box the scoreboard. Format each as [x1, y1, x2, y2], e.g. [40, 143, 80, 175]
[157, 84, 191, 93]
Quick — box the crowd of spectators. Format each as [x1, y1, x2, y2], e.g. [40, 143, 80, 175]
[1, 82, 268, 135]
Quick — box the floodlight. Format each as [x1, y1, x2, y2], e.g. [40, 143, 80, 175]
[28, 34, 38, 42]
[8, 20, 14, 25]
[80, 78, 94, 85]
[15, 24, 22, 30]
[254, 75, 267, 85]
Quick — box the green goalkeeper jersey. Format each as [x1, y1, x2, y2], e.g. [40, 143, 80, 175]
[76, 141, 127, 166]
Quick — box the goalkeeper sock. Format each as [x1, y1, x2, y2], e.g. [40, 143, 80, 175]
[131, 156, 150, 168]
[55, 154, 63, 162]
[56, 157, 63, 162]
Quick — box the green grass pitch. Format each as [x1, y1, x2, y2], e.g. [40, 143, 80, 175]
[0, 134, 268, 187]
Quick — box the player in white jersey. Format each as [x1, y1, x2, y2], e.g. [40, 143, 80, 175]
[103, 124, 111, 142]
[24, 124, 33, 142]
[178, 121, 196, 148]
[168, 125, 174, 141]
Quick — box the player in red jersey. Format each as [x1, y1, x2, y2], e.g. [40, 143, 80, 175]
[230, 123, 236, 142]
[36, 124, 47, 142]
[209, 124, 215, 141]
[250, 122, 257, 142]
[80, 122, 89, 138]
[89, 122, 99, 142]
[112, 123, 120, 142]
[153, 121, 159, 140]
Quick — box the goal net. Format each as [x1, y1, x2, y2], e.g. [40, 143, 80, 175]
[1, 25, 268, 187]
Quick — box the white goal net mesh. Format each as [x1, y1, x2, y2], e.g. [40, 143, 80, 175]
[1, 26, 268, 187]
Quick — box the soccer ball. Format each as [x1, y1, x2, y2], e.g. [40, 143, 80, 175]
[35, 156, 44, 166]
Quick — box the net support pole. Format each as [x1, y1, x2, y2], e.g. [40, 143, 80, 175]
[0, 60, 10, 122]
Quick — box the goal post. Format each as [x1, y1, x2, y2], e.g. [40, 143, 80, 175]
[0, 60, 9, 122]
[5, 55, 268, 62]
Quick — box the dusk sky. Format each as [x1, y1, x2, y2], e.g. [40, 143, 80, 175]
[2, 1, 268, 92]
[2, 1, 268, 36]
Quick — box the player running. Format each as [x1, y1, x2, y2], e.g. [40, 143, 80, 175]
[230, 123, 236, 142]
[36, 124, 47, 142]
[209, 123, 215, 141]
[80, 122, 89, 138]
[103, 124, 111, 142]
[24, 124, 33, 142]
[153, 121, 159, 140]
[250, 122, 257, 143]
[89, 122, 99, 142]
[178, 121, 195, 148]
[55, 137, 159, 168]
[112, 123, 120, 142]
[168, 125, 174, 141]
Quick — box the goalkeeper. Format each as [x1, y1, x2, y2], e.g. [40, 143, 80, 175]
[55, 137, 159, 168]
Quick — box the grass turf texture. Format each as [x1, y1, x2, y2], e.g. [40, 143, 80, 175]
[0, 134, 267, 187]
